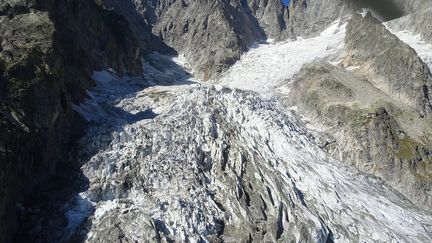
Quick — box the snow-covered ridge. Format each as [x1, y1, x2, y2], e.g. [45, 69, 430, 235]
[217, 19, 346, 93]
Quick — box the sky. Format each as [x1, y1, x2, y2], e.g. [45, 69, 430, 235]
[281, 0, 290, 6]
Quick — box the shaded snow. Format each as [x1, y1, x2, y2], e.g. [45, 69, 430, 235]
[94, 200, 119, 220]
[64, 195, 93, 235]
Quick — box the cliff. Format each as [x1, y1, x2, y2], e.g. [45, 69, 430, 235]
[0, 0, 161, 241]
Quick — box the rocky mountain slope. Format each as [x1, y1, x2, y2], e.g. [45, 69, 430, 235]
[2, 0, 432, 242]
[130, 0, 351, 79]
[285, 11, 432, 212]
[0, 0, 162, 241]
[128, 0, 415, 81]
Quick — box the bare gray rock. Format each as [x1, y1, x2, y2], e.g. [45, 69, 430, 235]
[343, 13, 432, 117]
[388, 6, 432, 43]
[147, 0, 266, 80]
[285, 61, 432, 212]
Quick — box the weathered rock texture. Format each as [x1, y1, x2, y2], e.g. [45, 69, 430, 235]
[285, 13, 432, 212]
[389, 6, 432, 43]
[343, 13, 432, 116]
[0, 0, 157, 241]
[286, 61, 432, 212]
[136, 0, 267, 80]
[134, 0, 354, 78]
[128, 0, 411, 80]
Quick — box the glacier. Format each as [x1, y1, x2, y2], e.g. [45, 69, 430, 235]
[69, 48, 432, 241]
[218, 20, 346, 93]
[24, 19, 432, 243]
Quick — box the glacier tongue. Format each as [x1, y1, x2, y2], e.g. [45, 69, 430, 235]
[67, 52, 432, 242]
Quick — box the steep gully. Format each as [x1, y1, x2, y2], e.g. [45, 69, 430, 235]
[15, 18, 432, 242]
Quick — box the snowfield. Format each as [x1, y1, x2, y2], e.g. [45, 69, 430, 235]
[218, 19, 346, 93]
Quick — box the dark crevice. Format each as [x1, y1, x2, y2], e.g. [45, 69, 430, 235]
[294, 187, 307, 207]
[275, 203, 285, 240]
[244, 188, 251, 207]
[326, 228, 335, 243]
[266, 186, 275, 206]
[221, 143, 230, 171]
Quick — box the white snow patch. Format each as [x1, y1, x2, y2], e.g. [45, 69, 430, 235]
[266, 38, 276, 44]
[328, 59, 343, 66]
[360, 8, 370, 17]
[345, 65, 361, 71]
[217, 19, 347, 93]
[384, 23, 432, 70]
[72, 70, 145, 122]
[94, 200, 119, 220]
[172, 54, 195, 76]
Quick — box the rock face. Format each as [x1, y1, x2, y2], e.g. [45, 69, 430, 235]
[274, 0, 350, 39]
[135, 0, 266, 80]
[344, 13, 432, 116]
[0, 0, 157, 241]
[285, 13, 432, 212]
[389, 6, 432, 43]
[128, 0, 409, 80]
[129, 0, 351, 79]
[286, 62, 432, 212]
[0, 5, 58, 241]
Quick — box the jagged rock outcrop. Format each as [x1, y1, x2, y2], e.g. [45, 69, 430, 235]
[246, 0, 290, 40]
[282, 10, 432, 214]
[343, 13, 432, 117]
[128, 0, 410, 80]
[136, 0, 266, 80]
[133, 0, 352, 78]
[280, 0, 350, 39]
[95, 0, 173, 55]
